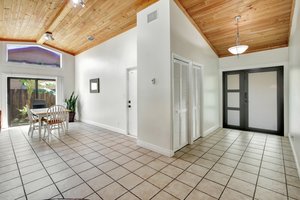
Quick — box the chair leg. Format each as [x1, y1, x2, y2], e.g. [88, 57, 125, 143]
[47, 125, 51, 139]
[28, 124, 32, 136]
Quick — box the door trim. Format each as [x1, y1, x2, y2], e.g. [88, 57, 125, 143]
[126, 67, 137, 137]
[223, 66, 284, 136]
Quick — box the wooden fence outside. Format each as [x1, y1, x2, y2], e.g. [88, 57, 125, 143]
[9, 89, 55, 126]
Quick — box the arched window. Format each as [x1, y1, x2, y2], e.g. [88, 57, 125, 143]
[7, 44, 62, 68]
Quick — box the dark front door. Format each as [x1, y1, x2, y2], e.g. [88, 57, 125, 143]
[223, 66, 284, 136]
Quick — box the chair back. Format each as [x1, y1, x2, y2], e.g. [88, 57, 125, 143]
[27, 106, 35, 123]
[46, 105, 68, 123]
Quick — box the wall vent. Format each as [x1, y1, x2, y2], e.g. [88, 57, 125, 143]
[147, 10, 158, 23]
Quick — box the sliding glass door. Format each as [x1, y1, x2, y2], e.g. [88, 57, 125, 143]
[7, 78, 56, 127]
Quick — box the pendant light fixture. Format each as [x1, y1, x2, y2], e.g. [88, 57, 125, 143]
[228, 16, 248, 55]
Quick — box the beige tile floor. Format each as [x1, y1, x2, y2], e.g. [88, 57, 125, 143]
[0, 122, 299, 200]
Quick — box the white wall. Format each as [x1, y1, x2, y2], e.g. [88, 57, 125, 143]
[137, 0, 173, 156]
[0, 41, 75, 127]
[288, 0, 300, 176]
[75, 28, 137, 134]
[219, 47, 289, 135]
[170, 0, 220, 136]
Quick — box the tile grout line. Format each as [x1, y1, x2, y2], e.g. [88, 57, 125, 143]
[35, 134, 106, 200]
[49, 129, 146, 200]
[150, 129, 234, 199]
[281, 137, 289, 198]
[8, 128, 28, 200]
[182, 129, 243, 199]
[218, 131, 256, 199]
[19, 127, 65, 199]
[252, 134, 268, 200]
[73, 125, 226, 200]
[2, 124, 296, 200]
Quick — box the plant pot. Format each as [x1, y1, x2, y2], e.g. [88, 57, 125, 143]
[69, 112, 76, 122]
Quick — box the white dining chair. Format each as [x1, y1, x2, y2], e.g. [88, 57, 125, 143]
[27, 106, 44, 137]
[44, 105, 68, 138]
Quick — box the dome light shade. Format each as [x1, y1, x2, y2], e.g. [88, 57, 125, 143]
[228, 45, 249, 55]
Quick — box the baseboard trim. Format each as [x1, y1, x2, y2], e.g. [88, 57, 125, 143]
[80, 119, 126, 135]
[203, 125, 219, 137]
[137, 140, 174, 157]
[288, 135, 300, 178]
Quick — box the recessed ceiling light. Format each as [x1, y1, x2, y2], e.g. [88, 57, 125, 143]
[44, 32, 54, 41]
[87, 35, 94, 41]
[72, 0, 85, 8]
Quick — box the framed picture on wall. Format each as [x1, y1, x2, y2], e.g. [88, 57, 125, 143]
[90, 78, 100, 93]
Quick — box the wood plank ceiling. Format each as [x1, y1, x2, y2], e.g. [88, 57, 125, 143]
[0, 0, 157, 55]
[0, 0, 294, 57]
[177, 0, 294, 57]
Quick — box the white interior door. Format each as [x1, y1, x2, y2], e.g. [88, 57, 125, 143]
[192, 65, 202, 140]
[128, 69, 137, 137]
[173, 58, 189, 151]
[248, 71, 277, 131]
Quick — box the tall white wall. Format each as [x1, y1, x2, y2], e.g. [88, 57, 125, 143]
[0, 41, 75, 127]
[288, 0, 300, 176]
[75, 28, 137, 134]
[170, 0, 220, 136]
[219, 47, 289, 135]
[137, 0, 173, 156]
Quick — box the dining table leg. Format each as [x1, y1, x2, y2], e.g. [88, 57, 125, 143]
[38, 116, 42, 139]
[66, 113, 69, 132]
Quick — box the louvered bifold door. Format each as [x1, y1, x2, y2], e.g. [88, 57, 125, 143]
[192, 66, 202, 140]
[173, 59, 189, 151]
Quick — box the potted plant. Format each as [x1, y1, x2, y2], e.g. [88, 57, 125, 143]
[65, 92, 78, 122]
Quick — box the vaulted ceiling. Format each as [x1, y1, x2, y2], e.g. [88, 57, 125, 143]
[0, 0, 294, 57]
[177, 0, 295, 57]
[0, 0, 157, 55]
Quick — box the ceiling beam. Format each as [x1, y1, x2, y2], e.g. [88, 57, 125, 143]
[36, 0, 73, 44]
[0, 38, 36, 43]
[173, 0, 219, 57]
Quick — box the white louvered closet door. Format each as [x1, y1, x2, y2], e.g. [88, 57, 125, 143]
[173, 59, 189, 151]
[192, 65, 202, 140]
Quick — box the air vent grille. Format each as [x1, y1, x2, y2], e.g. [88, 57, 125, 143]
[147, 10, 158, 23]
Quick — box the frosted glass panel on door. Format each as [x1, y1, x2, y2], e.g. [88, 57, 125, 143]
[227, 92, 240, 108]
[227, 74, 240, 90]
[228, 110, 240, 126]
[248, 71, 277, 131]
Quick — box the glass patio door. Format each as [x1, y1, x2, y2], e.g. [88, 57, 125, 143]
[7, 78, 56, 127]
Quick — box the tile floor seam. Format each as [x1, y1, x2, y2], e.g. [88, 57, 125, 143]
[48, 130, 161, 199]
[55, 130, 163, 199]
[252, 134, 272, 200]
[1, 124, 298, 200]
[217, 132, 256, 199]
[152, 129, 235, 200]
[19, 128, 65, 199]
[8, 128, 28, 200]
[281, 137, 289, 198]
[37, 135, 104, 200]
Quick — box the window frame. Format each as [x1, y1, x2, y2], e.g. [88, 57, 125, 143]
[5, 44, 63, 69]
